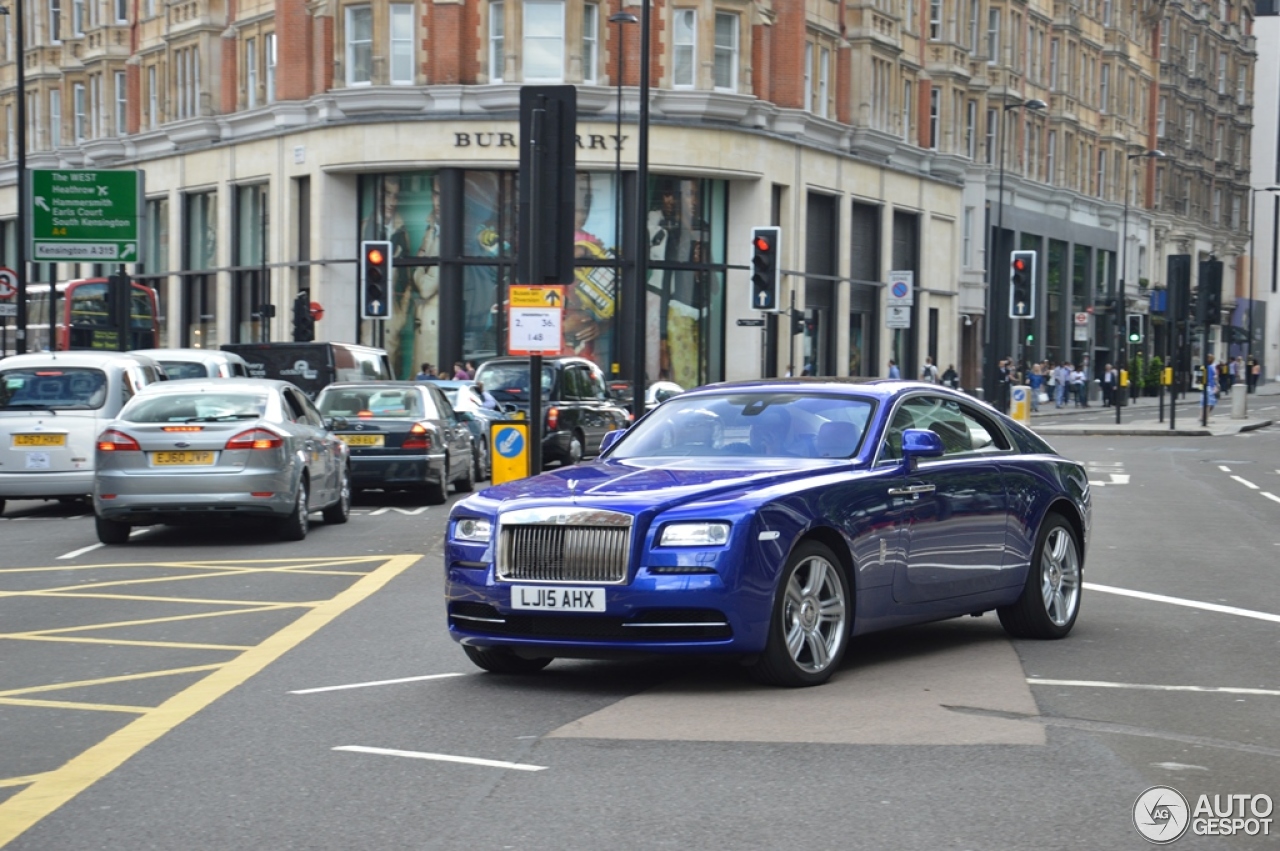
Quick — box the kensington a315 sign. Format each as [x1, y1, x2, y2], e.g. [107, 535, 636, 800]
[28, 169, 144, 262]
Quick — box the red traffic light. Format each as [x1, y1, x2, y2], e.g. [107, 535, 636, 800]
[1012, 258, 1027, 272]
[366, 247, 385, 265]
[753, 235, 771, 252]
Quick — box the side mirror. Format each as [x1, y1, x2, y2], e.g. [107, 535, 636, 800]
[599, 429, 626, 455]
[900, 428, 944, 469]
[326, 416, 349, 432]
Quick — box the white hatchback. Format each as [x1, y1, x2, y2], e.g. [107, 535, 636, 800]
[0, 351, 166, 515]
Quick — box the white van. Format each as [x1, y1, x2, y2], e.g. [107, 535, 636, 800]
[0, 351, 166, 515]
[133, 348, 252, 380]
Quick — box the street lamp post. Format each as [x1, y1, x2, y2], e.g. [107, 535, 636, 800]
[1117, 148, 1166, 425]
[609, 10, 637, 398]
[628, 0, 651, 423]
[1, 2, 27, 354]
[984, 97, 1046, 408]
[1247, 185, 1280, 393]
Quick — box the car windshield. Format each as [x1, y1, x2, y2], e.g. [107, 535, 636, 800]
[159, 361, 209, 380]
[474, 363, 552, 401]
[0, 367, 109, 410]
[123, 392, 269, 423]
[316, 387, 430, 419]
[609, 392, 876, 460]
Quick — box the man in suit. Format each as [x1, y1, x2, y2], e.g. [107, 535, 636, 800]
[1101, 363, 1116, 407]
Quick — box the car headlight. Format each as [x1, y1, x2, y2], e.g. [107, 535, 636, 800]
[453, 517, 493, 543]
[659, 522, 730, 547]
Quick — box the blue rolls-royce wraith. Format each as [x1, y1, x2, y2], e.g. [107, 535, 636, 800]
[445, 379, 1090, 687]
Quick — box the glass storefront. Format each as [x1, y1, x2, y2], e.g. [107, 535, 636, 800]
[356, 169, 727, 385]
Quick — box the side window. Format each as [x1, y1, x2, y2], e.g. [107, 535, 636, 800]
[588, 369, 609, 401]
[955, 403, 1010, 452]
[120, 371, 136, 405]
[560, 367, 580, 400]
[878, 401, 919, 463]
[282, 389, 308, 423]
[432, 388, 458, 423]
[299, 393, 326, 428]
[233, 363, 250, 377]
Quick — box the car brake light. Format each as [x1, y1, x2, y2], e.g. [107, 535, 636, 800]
[546, 406, 560, 431]
[402, 422, 433, 451]
[225, 428, 283, 450]
[162, 426, 204, 432]
[97, 429, 141, 451]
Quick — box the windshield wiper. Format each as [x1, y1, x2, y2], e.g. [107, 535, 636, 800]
[1, 404, 58, 414]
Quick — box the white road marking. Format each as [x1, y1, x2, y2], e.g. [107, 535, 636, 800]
[367, 507, 431, 516]
[1219, 465, 1233, 472]
[1151, 762, 1210, 772]
[1263, 492, 1280, 505]
[290, 672, 466, 694]
[57, 543, 104, 560]
[1085, 582, 1280, 625]
[1028, 678, 1280, 697]
[1230, 475, 1259, 490]
[333, 745, 546, 772]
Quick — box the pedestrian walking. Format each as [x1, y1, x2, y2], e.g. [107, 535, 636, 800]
[997, 359, 1013, 414]
[415, 362, 435, 381]
[1028, 363, 1045, 412]
[888, 359, 901, 379]
[1201, 353, 1219, 419]
[920, 356, 939, 383]
[941, 363, 960, 390]
[1247, 355, 1260, 393]
[1070, 366, 1086, 406]
[1101, 363, 1116, 407]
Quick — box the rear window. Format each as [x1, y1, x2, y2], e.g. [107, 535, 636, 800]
[0, 368, 109, 410]
[316, 387, 430, 419]
[159, 361, 210, 380]
[123, 392, 269, 423]
[474, 363, 553, 402]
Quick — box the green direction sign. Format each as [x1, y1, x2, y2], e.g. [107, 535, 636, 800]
[29, 169, 143, 262]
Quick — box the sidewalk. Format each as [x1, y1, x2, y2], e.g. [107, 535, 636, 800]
[1026, 382, 1278, 437]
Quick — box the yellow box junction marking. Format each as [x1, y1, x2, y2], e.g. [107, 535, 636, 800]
[0, 554, 421, 847]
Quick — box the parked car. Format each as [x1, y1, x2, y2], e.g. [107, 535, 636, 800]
[134, 348, 252, 380]
[445, 379, 1090, 687]
[314, 381, 475, 503]
[92, 378, 351, 543]
[221, 342, 393, 398]
[0, 351, 167, 516]
[472, 356, 629, 468]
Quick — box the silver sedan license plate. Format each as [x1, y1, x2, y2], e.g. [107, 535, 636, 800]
[511, 585, 606, 613]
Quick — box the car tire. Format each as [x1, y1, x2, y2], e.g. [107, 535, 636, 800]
[95, 515, 132, 545]
[423, 460, 448, 505]
[322, 465, 351, 525]
[566, 432, 584, 466]
[455, 450, 476, 493]
[749, 540, 851, 688]
[463, 645, 553, 675]
[278, 477, 310, 541]
[997, 513, 1082, 639]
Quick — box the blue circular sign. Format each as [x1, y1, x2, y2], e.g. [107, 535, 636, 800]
[1012, 388, 1027, 402]
[494, 426, 526, 458]
[891, 282, 909, 298]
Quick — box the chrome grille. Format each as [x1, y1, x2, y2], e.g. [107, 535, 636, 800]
[497, 507, 633, 584]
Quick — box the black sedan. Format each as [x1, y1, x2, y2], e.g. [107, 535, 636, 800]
[315, 382, 474, 504]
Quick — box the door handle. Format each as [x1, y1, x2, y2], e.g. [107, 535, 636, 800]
[888, 484, 936, 499]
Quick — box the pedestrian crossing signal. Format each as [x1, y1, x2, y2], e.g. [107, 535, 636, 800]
[360, 240, 392, 320]
[749, 226, 781, 313]
[1009, 250, 1036, 318]
[1126, 314, 1143, 343]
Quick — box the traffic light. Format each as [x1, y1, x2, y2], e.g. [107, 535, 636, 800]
[791, 309, 806, 335]
[1008, 250, 1037, 318]
[1196, 258, 1223, 325]
[1126, 314, 1143, 344]
[360, 240, 392, 320]
[292, 291, 315, 342]
[749, 226, 781, 312]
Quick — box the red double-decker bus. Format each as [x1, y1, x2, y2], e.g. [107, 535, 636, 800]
[20, 277, 161, 353]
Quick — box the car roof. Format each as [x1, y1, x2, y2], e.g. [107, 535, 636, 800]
[318, 381, 427, 391]
[134, 348, 249, 364]
[0, 351, 161, 369]
[682, 377, 962, 401]
[134, 377, 295, 394]
[477, 356, 598, 368]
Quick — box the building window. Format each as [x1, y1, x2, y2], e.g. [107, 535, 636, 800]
[929, 0, 942, 40]
[987, 8, 1001, 64]
[582, 4, 599, 85]
[1231, 195, 1241, 231]
[804, 43, 813, 112]
[673, 8, 695, 87]
[966, 99, 977, 159]
[1214, 122, 1224, 160]
[390, 4, 414, 84]
[51, 0, 63, 43]
[184, 190, 220, 348]
[985, 107, 996, 164]
[1155, 167, 1164, 208]
[175, 46, 200, 119]
[903, 79, 914, 143]
[147, 65, 158, 129]
[1159, 18, 1169, 60]
[1212, 188, 1221, 226]
[525, 0, 566, 82]
[818, 47, 830, 118]
[1157, 95, 1166, 136]
[1100, 64, 1109, 114]
[114, 71, 127, 135]
[73, 82, 86, 142]
[265, 33, 277, 104]
[1217, 53, 1227, 94]
[1237, 67, 1247, 104]
[1049, 38, 1059, 89]
[72, 0, 84, 36]
[1096, 149, 1107, 200]
[116, 0, 128, 23]
[246, 37, 258, 108]
[963, 207, 973, 267]
[490, 2, 505, 82]
[90, 74, 101, 138]
[1184, 112, 1194, 146]
[968, 0, 980, 52]
[1046, 130, 1056, 185]
[713, 12, 738, 91]
[928, 87, 940, 149]
[50, 89, 61, 148]
[1103, 0, 1113, 25]
[1187, 33, 1197, 73]
[346, 5, 372, 86]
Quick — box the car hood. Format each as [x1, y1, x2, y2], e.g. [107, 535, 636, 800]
[473, 457, 848, 514]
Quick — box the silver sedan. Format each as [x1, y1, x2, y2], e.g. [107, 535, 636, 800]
[92, 378, 351, 544]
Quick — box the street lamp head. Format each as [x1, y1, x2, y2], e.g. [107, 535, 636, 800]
[1129, 148, 1166, 160]
[609, 11, 639, 23]
[1024, 98, 1048, 111]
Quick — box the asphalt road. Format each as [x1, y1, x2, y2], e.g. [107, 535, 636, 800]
[1, 429, 1278, 850]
